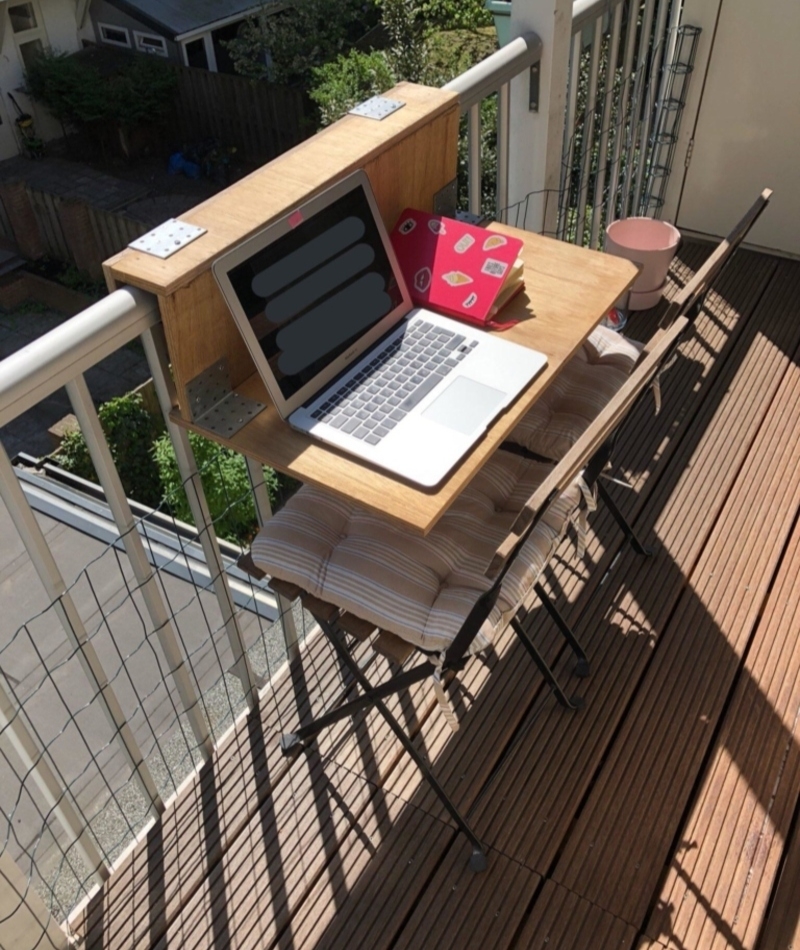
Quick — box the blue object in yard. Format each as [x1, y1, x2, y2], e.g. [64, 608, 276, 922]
[168, 151, 201, 179]
[485, 0, 512, 47]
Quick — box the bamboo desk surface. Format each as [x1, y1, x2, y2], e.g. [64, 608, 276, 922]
[173, 224, 638, 535]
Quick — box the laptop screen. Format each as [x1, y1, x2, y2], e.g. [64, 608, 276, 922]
[226, 182, 405, 403]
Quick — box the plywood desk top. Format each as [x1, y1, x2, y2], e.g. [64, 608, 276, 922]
[172, 224, 638, 534]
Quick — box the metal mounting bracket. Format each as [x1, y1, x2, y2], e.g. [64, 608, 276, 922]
[349, 96, 405, 120]
[185, 358, 264, 438]
[128, 218, 207, 259]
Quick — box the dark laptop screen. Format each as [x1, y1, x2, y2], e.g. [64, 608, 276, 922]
[227, 183, 404, 402]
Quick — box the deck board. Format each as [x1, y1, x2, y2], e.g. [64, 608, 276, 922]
[66, 244, 800, 950]
[644, 489, 800, 948]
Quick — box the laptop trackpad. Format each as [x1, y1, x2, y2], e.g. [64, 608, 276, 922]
[422, 376, 506, 435]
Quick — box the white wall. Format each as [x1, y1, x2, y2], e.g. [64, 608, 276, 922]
[0, 0, 92, 158]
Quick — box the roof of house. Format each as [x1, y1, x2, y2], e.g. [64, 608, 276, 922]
[103, 0, 273, 40]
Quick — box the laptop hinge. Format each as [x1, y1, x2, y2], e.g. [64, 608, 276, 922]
[186, 357, 265, 438]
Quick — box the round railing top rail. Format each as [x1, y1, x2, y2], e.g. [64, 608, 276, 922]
[0, 285, 159, 429]
[443, 31, 543, 113]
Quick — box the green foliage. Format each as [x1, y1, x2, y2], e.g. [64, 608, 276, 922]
[417, 0, 492, 30]
[25, 48, 176, 137]
[310, 50, 395, 126]
[54, 393, 164, 508]
[225, 0, 379, 86]
[381, 0, 427, 83]
[422, 26, 497, 84]
[153, 432, 281, 545]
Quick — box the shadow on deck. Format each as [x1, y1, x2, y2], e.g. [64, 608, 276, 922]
[71, 241, 800, 950]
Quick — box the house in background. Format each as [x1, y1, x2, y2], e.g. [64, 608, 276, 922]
[0, 1, 94, 160]
[88, 0, 272, 73]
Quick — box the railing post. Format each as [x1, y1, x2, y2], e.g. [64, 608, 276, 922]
[244, 456, 301, 663]
[507, 0, 573, 234]
[65, 373, 213, 761]
[0, 672, 109, 884]
[0, 851, 68, 950]
[140, 325, 259, 711]
[0, 442, 164, 818]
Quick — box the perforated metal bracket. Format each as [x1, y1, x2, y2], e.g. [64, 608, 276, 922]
[349, 96, 405, 120]
[433, 178, 458, 218]
[185, 358, 264, 438]
[128, 218, 207, 258]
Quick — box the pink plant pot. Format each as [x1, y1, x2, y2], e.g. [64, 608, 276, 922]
[605, 217, 681, 308]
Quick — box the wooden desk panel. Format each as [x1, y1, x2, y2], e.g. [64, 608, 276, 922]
[172, 227, 638, 534]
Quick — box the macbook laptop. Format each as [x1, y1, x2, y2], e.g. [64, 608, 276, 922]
[212, 170, 547, 487]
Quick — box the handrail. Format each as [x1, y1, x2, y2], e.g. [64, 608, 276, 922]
[443, 31, 543, 113]
[0, 285, 159, 428]
[571, 0, 625, 35]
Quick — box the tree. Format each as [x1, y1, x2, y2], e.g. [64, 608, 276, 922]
[224, 0, 380, 86]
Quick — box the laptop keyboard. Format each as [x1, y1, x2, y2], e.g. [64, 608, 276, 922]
[310, 321, 479, 445]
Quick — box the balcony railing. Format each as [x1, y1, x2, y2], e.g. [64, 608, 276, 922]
[0, 7, 685, 943]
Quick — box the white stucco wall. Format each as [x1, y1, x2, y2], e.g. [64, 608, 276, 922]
[0, 0, 94, 159]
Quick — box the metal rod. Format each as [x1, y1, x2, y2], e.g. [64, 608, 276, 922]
[0, 441, 163, 816]
[467, 102, 482, 216]
[606, 0, 641, 225]
[0, 673, 109, 883]
[575, 17, 603, 246]
[558, 31, 584, 240]
[141, 326, 258, 709]
[0, 851, 68, 950]
[590, 1, 624, 247]
[496, 82, 511, 222]
[621, 0, 658, 216]
[245, 456, 300, 661]
[632, 0, 672, 212]
[65, 375, 212, 760]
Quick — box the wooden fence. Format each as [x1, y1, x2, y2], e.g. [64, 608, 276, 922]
[171, 65, 315, 165]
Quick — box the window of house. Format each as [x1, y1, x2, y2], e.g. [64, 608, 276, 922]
[133, 31, 168, 56]
[9, 1, 48, 73]
[8, 3, 38, 34]
[184, 38, 209, 70]
[98, 23, 131, 48]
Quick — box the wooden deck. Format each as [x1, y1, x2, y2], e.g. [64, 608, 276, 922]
[71, 241, 800, 950]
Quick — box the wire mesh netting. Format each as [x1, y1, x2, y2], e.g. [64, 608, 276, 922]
[0, 444, 322, 937]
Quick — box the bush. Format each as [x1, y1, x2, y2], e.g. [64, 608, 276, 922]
[54, 393, 164, 508]
[310, 50, 395, 126]
[25, 48, 176, 155]
[153, 432, 282, 546]
[225, 0, 380, 86]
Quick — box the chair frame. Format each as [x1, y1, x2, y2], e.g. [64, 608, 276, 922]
[242, 312, 691, 871]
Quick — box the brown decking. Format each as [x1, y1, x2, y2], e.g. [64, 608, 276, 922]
[71, 241, 800, 950]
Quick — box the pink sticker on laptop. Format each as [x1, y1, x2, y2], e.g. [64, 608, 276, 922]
[287, 210, 304, 229]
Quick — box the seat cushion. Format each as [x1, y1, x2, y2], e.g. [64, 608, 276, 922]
[508, 326, 643, 461]
[250, 451, 583, 655]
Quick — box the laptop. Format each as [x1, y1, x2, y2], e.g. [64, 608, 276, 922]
[212, 170, 547, 487]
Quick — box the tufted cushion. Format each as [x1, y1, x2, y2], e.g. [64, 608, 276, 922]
[508, 326, 644, 461]
[250, 451, 584, 655]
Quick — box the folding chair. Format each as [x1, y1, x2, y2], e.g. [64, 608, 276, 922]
[502, 188, 772, 551]
[242, 316, 688, 871]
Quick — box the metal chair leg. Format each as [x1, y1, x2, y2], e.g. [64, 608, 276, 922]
[597, 480, 653, 556]
[533, 583, 590, 677]
[288, 619, 488, 872]
[510, 617, 584, 710]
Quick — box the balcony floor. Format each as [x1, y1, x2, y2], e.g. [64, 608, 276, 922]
[71, 240, 800, 950]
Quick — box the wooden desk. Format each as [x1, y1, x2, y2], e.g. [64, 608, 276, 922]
[171, 224, 638, 534]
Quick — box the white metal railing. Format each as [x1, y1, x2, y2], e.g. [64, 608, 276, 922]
[0, 19, 692, 940]
[556, 0, 700, 246]
[0, 288, 306, 944]
[444, 31, 543, 220]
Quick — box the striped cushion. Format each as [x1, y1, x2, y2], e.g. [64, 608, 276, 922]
[508, 326, 643, 461]
[250, 451, 583, 655]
